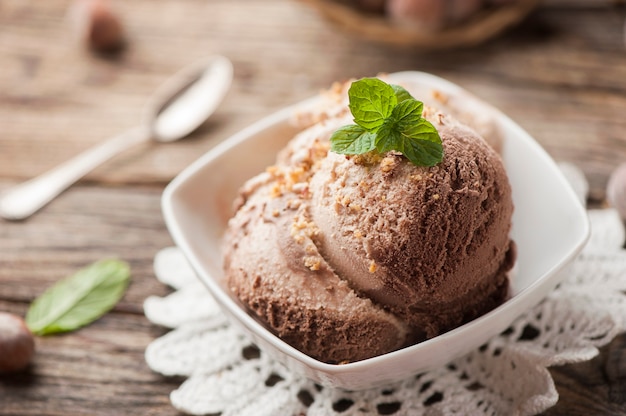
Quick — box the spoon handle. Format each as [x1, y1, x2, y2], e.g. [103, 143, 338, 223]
[0, 126, 150, 221]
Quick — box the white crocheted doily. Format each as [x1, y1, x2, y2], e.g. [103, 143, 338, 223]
[145, 164, 626, 416]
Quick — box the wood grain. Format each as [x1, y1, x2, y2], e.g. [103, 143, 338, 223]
[0, 186, 180, 416]
[1, 0, 626, 201]
[1, 0, 626, 415]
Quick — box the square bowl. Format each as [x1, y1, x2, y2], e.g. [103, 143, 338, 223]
[161, 71, 590, 390]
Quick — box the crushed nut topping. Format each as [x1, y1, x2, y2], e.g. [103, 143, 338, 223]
[432, 89, 449, 105]
[290, 214, 320, 245]
[304, 256, 321, 271]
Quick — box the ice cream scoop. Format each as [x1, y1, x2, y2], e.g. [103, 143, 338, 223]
[308, 109, 514, 340]
[223, 81, 515, 363]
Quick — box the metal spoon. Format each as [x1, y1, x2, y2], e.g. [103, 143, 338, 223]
[0, 55, 233, 221]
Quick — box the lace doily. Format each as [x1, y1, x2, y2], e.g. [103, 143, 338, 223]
[144, 163, 626, 416]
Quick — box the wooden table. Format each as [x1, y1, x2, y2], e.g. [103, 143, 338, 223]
[1, 0, 626, 414]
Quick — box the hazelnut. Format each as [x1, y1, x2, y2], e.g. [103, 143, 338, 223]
[70, 0, 126, 53]
[0, 312, 35, 373]
[607, 162, 626, 220]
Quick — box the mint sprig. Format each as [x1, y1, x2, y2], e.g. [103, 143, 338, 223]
[330, 78, 443, 167]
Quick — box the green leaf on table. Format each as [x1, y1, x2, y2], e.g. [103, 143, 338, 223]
[25, 259, 130, 335]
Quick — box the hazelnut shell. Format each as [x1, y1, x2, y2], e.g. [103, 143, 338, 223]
[0, 312, 35, 373]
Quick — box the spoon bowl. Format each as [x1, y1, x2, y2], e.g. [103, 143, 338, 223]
[149, 55, 233, 142]
[0, 56, 233, 221]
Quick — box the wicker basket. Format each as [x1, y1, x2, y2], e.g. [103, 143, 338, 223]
[300, 0, 540, 49]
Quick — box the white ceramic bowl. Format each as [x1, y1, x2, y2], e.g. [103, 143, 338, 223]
[161, 71, 590, 390]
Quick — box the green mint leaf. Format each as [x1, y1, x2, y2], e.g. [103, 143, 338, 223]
[330, 124, 377, 154]
[25, 259, 130, 335]
[402, 117, 442, 145]
[375, 117, 403, 153]
[330, 78, 443, 167]
[394, 98, 424, 126]
[375, 99, 424, 153]
[348, 78, 397, 130]
[376, 99, 443, 166]
[402, 132, 444, 167]
[391, 84, 414, 103]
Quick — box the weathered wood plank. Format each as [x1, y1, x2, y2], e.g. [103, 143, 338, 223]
[0, 186, 181, 415]
[0, 185, 173, 309]
[0, 309, 182, 416]
[545, 334, 626, 416]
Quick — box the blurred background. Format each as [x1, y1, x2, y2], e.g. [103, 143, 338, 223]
[1, 0, 625, 203]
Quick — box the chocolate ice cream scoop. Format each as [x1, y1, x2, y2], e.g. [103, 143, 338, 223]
[223, 84, 515, 364]
[309, 109, 514, 340]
